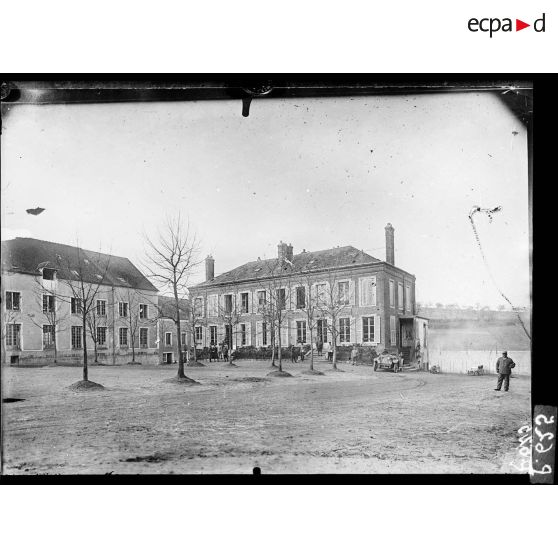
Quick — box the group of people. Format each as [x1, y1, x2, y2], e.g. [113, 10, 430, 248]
[316, 339, 334, 361]
[208, 342, 229, 362]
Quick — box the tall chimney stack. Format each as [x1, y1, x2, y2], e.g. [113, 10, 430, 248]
[286, 243, 294, 261]
[205, 255, 215, 281]
[277, 241, 288, 260]
[385, 223, 395, 265]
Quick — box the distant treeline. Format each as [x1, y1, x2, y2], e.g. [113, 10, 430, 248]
[417, 306, 530, 326]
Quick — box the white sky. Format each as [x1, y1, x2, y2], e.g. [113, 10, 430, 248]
[1, 92, 530, 308]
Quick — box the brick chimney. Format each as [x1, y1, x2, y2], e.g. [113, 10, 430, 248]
[205, 255, 215, 281]
[277, 241, 288, 260]
[385, 223, 395, 265]
[286, 243, 294, 261]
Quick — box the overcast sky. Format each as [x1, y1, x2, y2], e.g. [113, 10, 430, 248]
[1, 92, 530, 308]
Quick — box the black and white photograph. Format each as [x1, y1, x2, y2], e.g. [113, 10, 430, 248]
[0, 79, 536, 476]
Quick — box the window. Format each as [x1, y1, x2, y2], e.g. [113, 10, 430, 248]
[359, 277, 377, 307]
[362, 317, 375, 343]
[96, 299, 106, 316]
[339, 318, 350, 343]
[317, 319, 328, 343]
[224, 294, 233, 314]
[398, 283, 404, 310]
[315, 283, 326, 304]
[6, 291, 21, 311]
[165, 332, 172, 346]
[139, 304, 148, 319]
[276, 288, 286, 311]
[194, 297, 203, 317]
[43, 325, 55, 348]
[241, 293, 249, 314]
[390, 315, 397, 345]
[296, 287, 306, 309]
[97, 326, 107, 346]
[257, 290, 267, 310]
[181, 332, 187, 346]
[42, 268, 55, 280]
[389, 280, 395, 308]
[119, 301, 128, 317]
[406, 285, 412, 312]
[262, 322, 268, 346]
[71, 297, 82, 314]
[119, 327, 129, 346]
[43, 294, 55, 313]
[210, 326, 217, 345]
[139, 328, 148, 348]
[6, 324, 21, 347]
[208, 294, 218, 317]
[296, 320, 307, 343]
[240, 323, 247, 346]
[338, 281, 350, 305]
[71, 326, 82, 349]
[195, 326, 203, 343]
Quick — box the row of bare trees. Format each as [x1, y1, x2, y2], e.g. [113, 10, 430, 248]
[3, 213, 366, 386]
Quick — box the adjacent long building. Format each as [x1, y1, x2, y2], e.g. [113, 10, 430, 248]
[1, 237, 160, 365]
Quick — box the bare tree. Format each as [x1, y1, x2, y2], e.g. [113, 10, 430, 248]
[44, 245, 113, 386]
[293, 269, 323, 375]
[216, 285, 244, 366]
[144, 214, 201, 382]
[27, 275, 70, 363]
[85, 296, 110, 364]
[256, 257, 294, 376]
[315, 266, 354, 370]
[184, 295, 205, 365]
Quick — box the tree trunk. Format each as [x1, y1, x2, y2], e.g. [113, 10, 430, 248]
[53, 325, 58, 364]
[270, 327, 276, 366]
[332, 338, 337, 370]
[94, 339, 98, 363]
[277, 322, 283, 372]
[309, 332, 314, 371]
[82, 312, 88, 381]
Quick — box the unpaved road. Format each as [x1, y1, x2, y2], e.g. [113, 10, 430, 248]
[1, 362, 531, 474]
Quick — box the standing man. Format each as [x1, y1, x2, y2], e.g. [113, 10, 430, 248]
[351, 344, 359, 366]
[495, 351, 516, 391]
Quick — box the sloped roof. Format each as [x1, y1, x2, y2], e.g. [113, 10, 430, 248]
[157, 295, 190, 318]
[193, 245, 381, 288]
[1, 237, 157, 292]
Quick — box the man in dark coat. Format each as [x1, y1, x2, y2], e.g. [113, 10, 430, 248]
[495, 351, 516, 391]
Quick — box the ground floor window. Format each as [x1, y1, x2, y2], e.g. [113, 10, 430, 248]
[362, 317, 374, 343]
[262, 322, 268, 346]
[139, 327, 148, 348]
[390, 315, 397, 346]
[97, 326, 107, 346]
[43, 324, 55, 348]
[119, 327, 128, 346]
[339, 318, 350, 343]
[6, 323, 21, 347]
[210, 325, 217, 345]
[195, 326, 203, 344]
[317, 319, 328, 343]
[225, 324, 232, 347]
[71, 326, 82, 349]
[163, 352, 173, 364]
[296, 320, 306, 344]
[240, 323, 247, 346]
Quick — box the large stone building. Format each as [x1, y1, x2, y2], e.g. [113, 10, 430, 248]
[1, 237, 160, 365]
[189, 224, 428, 365]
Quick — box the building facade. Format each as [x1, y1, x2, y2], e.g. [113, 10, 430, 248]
[189, 224, 428, 365]
[157, 295, 191, 365]
[1, 237, 159, 365]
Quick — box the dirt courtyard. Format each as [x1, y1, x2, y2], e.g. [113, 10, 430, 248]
[1, 361, 531, 475]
